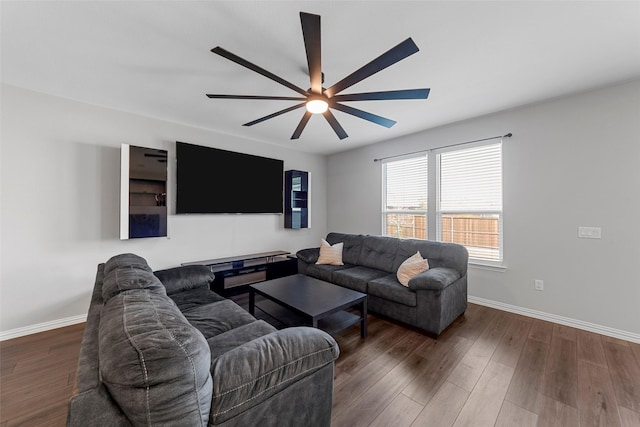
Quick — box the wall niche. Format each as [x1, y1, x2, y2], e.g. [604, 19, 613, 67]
[120, 144, 167, 239]
[284, 169, 309, 229]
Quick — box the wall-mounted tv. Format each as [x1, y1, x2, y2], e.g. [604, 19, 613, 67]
[176, 142, 284, 214]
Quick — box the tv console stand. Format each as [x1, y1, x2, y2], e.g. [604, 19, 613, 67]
[182, 251, 297, 295]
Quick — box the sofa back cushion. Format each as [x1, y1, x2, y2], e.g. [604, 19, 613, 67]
[393, 238, 468, 275]
[99, 255, 213, 426]
[102, 254, 166, 302]
[103, 253, 152, 276]
[326, 232, 364, 265]
[319, 233, 467, 277]
[357, 235, 400, 273]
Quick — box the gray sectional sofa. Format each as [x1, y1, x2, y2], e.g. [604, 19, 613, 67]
[67, 253, 339, 427]
[297, 233, 469, 336]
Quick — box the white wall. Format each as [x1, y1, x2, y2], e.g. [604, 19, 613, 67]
[327, 80, 640, 338]
[0, 84, 328, 334]
[3, 81, 639, 340]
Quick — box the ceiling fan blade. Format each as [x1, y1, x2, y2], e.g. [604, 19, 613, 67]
[322, 109, 348, 140]
[330, 102, 396, 128]
[207, 94, 306, 101]
[300, 12, 322, 94]
[324, 38, 420, 98]
[212, 47, 308, 96]
[243, 102, 306, 126]
[332, 88, 430, 102]
[291, 111, 313, 139]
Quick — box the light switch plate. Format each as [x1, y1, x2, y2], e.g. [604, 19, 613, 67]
[578, 226, 602, 239]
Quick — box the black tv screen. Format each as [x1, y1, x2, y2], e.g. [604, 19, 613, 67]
[176, 142, 283, 214]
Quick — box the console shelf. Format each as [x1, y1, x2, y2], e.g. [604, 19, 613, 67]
[182, 251, 297, 295]
[285, 170, 309, 229]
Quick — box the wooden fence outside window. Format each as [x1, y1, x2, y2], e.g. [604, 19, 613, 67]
[385, 213, 499, 252]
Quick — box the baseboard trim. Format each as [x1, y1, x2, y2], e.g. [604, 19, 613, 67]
[468, 296, 640, 344]
[2, 299, 638, 344]
[0, 314, 87, 341]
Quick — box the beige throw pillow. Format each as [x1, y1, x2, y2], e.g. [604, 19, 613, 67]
[316, 239, 344, 265]
[397, 251, 429, 286]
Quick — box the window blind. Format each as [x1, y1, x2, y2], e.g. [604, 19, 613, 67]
[439, 143, 502, 212]
[384, 155, 428, 210]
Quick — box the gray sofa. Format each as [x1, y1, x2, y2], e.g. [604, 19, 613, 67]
[67, 253, 339, 427]
[297, 233, 468, 336]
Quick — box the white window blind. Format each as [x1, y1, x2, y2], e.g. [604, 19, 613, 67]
[384, 156, 428, 211]
[438, 142, 503, 262]
[383, 155, 428, 239]
[439, 143, 502, 212]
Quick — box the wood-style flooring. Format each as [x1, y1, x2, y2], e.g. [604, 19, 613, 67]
[0, 323, 84, 426]
[1, 303, 639, 426]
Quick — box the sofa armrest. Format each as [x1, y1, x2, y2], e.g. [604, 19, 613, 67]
[154, 265, 215, 295]
[408, 267, 461, 291]
[209, 327, 338, 424]
[296, 247, 320, 264]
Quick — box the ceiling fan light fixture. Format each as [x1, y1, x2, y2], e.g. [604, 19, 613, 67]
[207, 12, 429, 140]
[306, 98, 328, 114]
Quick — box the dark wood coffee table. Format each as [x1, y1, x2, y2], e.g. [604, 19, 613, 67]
[249, 274, 367, 337]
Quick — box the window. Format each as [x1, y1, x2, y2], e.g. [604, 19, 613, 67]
[437, 143, 502, 263]
[381, 141, 503, 265]
[382, 155, 428, 239]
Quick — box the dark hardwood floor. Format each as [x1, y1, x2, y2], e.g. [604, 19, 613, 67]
[1, 303, 639, 426]
[0, 323, 84, 426]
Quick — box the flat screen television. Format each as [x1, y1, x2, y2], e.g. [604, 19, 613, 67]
[176, 142, 284, 214]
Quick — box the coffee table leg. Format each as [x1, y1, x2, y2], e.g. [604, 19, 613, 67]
[361, 298, 367, 338]
[249, 289, 255, 316]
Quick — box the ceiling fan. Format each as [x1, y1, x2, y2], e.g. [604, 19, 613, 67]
[206, 12, 430, 140]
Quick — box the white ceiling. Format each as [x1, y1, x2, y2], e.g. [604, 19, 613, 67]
[2, 1, 640, 155]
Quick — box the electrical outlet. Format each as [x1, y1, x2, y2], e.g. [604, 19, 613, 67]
[534, 279, 544, 291]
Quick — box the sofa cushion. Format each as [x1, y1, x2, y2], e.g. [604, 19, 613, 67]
[332, 266, 387, 293]
[99, 288, 212, 427]
[326, 232, 364, 265]
[305, 263, 353, 283]
[393, 238, 468, 275]
[210, 327, 339, 424]
[154, 265, 215, 296]
[368, 274, 417, 307]
[357, 235, 400, 273]
[169, 286, 226, 312]
[182, 300, 257, 340]
[207, 320, 277, 361]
